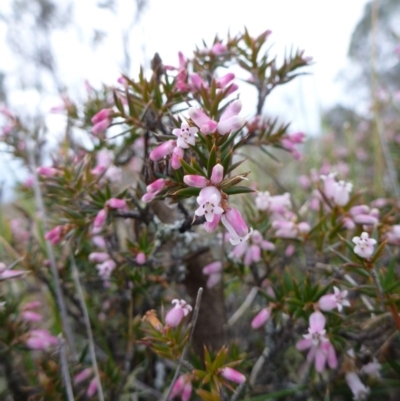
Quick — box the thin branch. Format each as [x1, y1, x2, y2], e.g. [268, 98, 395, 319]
[59, 335, 75, 401]
[70, 254, 105, 401]
[162, 287, 203, 401]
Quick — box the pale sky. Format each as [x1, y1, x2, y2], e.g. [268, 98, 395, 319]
[0, 0, 369, 199]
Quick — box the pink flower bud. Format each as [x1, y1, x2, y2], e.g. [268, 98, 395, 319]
[91, 108, 112, 124]
[220, 367, 246, 384]
[37, 166, 58, 177]
[211, 42, 227, 55]
[22, 301, 41, 310]
[204, 213, 221, 233]
[147, 178, 166, 193]
[74, 368, 93, 385]
[165, 306, 184, 327]
[25, 329, 58, 350]
[171, 146, 184, 169]
[206, 273, 222, 288]
[353, 214, 378, 225]
[349, 205, 370, 216]
[89, 252, 110, 263]
[106, 198, 127, 209]
[221, 207, 252, 245]
[136, 252, 146, 265]
[183, 175, 208, 188]
[210, 164, 224, 184]
[92, 119, 111, 135]
[21, 311, 42, 322]
[94, 209, 108, 228]
[318, 294, 337, 311]
[188, 108, 218, 135]
[182, 381, 192, 401]
[216, 72, 235, 88]
[251, 308, 271, 329]
[141, 192, 156, 203]
[202, 261, 222, 275]
[87, 377, 98, 398]
[45, 225, 64, 245]
[149, 140, 176, 161]
[190, 73, 206, 90]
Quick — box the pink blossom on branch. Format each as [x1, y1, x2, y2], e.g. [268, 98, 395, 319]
[221, 207, 253, 245]
[195, 186, 224, 222]
[172, 122, 198, 149]
[352, 232, 377, 258]
[202, 261, 223, 288]
[165, 299, 192, 327]
[0, 262, 26, 280]
[251, 307, 271, 329]
[220, 367, 246, 384]
[318, 287, 350, 312]
[296, 311, 337, 372]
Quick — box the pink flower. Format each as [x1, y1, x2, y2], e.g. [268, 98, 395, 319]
[211, 42, 227, 55]
[345, 372, 370, 401]
[170, 375, 192, 401]
[352, 232, 377, 258]
[37, 166, 59, 177]
[230, 230, 274, 266]
[165, 299, 193, 327]
[96, 259, 116, 281]
[220, 367, 246, 384]
[255, 191, 291, 213]
[21, 311, 42, 322]
[171, 146, 184, 170]
[0, 262, 26, 280]
[188, 107, 218, 135]
[106, 198, 127, 209]
[141, 178, 167, 203]
[202, 261, 223, 288]
[204, 213, 221, 233]
[184, 175, 208, 188]
[217, 100, 244, 135]
[296, 311, 337, 372]
[210, 163, 224, 185]
[195, 186, 224, 223]
[74, 367, 92, 385]
[172, 122, 198, 149]
[89, 252, 111, 263]
[149, 140, 176, 161]
[318, 287, 350, 312]
[87, 377, 98, 398]
[221, 207, 253, 245]
[251, 308, 271, 329]
[91, 108, 113, 135]
[386, 225, 400, 245]
[45, 225, 64, 245]
[136, 252, 146, 265]
[93, 209, 108, 230]
[147, 178, 166, 193]
[25, 329, 58, 350]
[333, 180, 352, 206]
[216, 72, 235, 88]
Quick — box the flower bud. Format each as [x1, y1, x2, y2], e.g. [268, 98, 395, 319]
[165, 306, 184, 327]
[210, 164, 224, 184]
[136, 252, 146, 265]
[251, 308, 271, 329]
[149, 140, 175, 161]
[183, 175, 208, 188]
[94, 209, 108, 228]
[106, 198, 127, 209]
[147, 178, 166, 193]
[220, 367, 246, 384]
